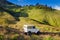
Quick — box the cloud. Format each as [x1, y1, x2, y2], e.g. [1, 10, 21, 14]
[54, 5, 60, 10]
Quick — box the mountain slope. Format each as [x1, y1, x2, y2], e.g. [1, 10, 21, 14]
[26, 8, 60, 27]
[0, 0, 60, 32]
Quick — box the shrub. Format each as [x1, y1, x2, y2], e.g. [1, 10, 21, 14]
[0, 35, 4, 40]
[31, 35, 43, 40]
[43, 36, 54, 40]
[12, 35, 25, 40]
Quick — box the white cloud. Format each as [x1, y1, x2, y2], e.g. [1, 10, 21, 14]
[54, 6, 60, 10]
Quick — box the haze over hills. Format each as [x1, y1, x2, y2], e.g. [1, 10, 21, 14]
[0, 0, 60, 32]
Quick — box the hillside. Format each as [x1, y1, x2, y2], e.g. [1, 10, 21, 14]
[0, 0, 17, 26]
[0, 0, 60, 40]
[0, 0, 60, 32]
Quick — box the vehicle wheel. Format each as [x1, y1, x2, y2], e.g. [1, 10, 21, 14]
[37, 31, 40, 35]
[28, 31, 32, 35]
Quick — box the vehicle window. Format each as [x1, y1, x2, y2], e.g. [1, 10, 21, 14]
[33, 26, 35, 29]
[27, 26, 32, 29]
[27, 26, 35, 29]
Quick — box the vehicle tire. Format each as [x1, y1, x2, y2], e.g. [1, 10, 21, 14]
[28, 31, 32, 35]
[37, 31, 40, 35]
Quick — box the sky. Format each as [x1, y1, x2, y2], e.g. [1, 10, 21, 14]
[7, 0, 60, 10]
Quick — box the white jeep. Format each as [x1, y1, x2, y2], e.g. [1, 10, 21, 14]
[23, 25, 40, 35]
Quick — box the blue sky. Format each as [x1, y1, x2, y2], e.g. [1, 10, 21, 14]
[7, 0, 60, 10]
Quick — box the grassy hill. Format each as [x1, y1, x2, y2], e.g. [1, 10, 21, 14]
[26, 8, 60, 27]
[0, 0, 60, 40]
[0, 0, 60, 32]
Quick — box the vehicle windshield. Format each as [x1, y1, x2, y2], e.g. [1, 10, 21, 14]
[27, 26, 35, 29]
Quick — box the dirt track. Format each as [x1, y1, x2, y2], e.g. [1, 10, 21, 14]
[0, 26, 60, 36]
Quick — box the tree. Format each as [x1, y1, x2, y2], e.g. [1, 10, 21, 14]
[28, 5, 34, 10]
[35, 3, 43, 9]
[36, 3, 40, 6]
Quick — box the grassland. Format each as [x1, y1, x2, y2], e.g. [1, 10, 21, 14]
[0, 1, 60, 40]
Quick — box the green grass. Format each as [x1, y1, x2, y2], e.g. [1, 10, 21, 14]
[26, 8, 60, 27]
[0, 11, 16, 26]
[1, 4, 60, 32]
[5, 3, 60, 27]
[0, 1, 60, 40]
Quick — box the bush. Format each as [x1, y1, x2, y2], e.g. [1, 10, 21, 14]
[0, 35, 4, 40]
[31, 35, 43, 40]
[43, 36, 54, 40]
[12, 35, 25, 40]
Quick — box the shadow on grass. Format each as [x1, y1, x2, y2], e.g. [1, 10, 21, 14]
[29, 18, 52, 26]
[0, 6, 28, 21]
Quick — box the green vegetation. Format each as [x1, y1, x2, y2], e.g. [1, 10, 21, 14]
[30, 35, 42, 40]
[0, 34, 59, 40]
[0, 1, 60, 32]
[43, 36, 54, 40]
[3, 3, 60, 27]
[0, 1, 60, 40]
[0, 35, 4, 40]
